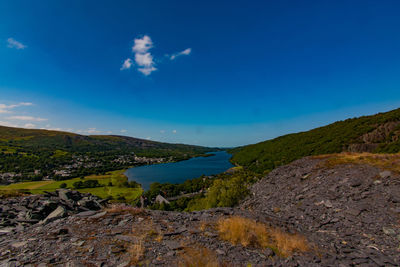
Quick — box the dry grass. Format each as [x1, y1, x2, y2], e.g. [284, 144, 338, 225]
[106, 204, 144, 216]
[178, 246, 222, 267]
[199, 221, 211, 232]
[128, 241, 145, 265]
[0, 189, 30, 199]
[273, 207, 281, 213]
[217, 216, 309, 257]
[315, 152, 400, 174]
[130, 217, 164, 245]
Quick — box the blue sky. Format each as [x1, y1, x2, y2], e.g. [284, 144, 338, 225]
[1, 0, 400, 147]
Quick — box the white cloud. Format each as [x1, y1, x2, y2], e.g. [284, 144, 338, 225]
[138, 66, 157, 76]
[7, 116, 47, 122]
[130, 35, 157, 76]
[146, 136, 151, 140]
[120, 58, 133, 70]
[172, 129, 177, 134]
[170, 48, 192, 60]
[120, 129, 127, 133]
[24, 123, 35, 128]
[121, 35, 190, 75]
[132, 35, 153, 53]
[135, 53, 154, 67]
[7, 38, 27, 49]
[160, 130, 165, 134]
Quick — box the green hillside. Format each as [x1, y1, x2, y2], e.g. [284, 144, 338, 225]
[0, 126, 213, 181]
[231, 108, 400, 173]
[0, 126, 211, 156]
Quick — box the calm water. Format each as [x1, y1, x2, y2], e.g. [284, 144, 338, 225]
[125, 151, 233, 190]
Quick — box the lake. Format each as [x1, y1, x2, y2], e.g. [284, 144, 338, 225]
[125, 151, 233, 190]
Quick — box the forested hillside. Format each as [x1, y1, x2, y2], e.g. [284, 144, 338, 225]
[0, 126, 213, 181]
[231, 108, 400, 173]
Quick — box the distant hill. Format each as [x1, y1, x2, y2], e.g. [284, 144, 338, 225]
[0, 126, 213, 180]
[231, 108, 400, 173]
[0, 125, 212, 156]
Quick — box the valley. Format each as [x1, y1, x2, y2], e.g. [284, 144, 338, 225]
[1, 108, 400, 266]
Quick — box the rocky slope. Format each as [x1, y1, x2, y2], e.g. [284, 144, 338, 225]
[1, 156, 399, 266]
[241, 156, 400, 266]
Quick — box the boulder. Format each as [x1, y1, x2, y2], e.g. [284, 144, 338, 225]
[40, 206, 66, 224]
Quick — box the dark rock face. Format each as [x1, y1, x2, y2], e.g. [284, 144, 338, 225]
[348, 121, 400, 152]
[0, 158, 399, 266]
[0, 189, 106, 232]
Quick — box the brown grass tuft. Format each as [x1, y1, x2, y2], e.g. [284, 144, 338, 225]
[0, 189, 30, 199]
[106, 204, 143, 216]
[199, 221, 210, 232]
[315, 152, 400, 174]
[269, 228, 310, 257]
[128, 241, 145, 265]
[217, 216, 309, 257]
[178, 246, 222, 267]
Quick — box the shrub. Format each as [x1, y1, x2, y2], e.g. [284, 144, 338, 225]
[73, 179, 101, 189]
[59, 182, 67, 188]
[187, 173, 250, 211]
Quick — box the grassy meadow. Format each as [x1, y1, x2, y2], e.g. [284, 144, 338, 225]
[0, 169, 142, 203]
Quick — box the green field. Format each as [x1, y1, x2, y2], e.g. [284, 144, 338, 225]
[0, 169, 142, 203]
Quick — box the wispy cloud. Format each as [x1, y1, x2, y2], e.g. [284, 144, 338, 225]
[0, 120, 18, 127]
[7, 38, 27, 49]
[0, 102, 33, 114]
[120, 58, 133, 70]
[7, 115, 47, 122]
[86, 128, 101, 134]
[172, 129, 177, 134]
[120, 129, 127, 133]
[0, 102, 46, 129]
[43, 127, 62, 131]
[132, 35, 157, 76]
[24, 123, 35, 128]
[169, 48, 191, 60]
[76, 128, 102, 134]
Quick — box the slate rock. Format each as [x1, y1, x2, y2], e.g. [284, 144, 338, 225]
[379, 171, 391, 179]
[40, 206, 66, 224]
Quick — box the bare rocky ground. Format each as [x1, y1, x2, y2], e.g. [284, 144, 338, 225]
[1, 156, 399, 266]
